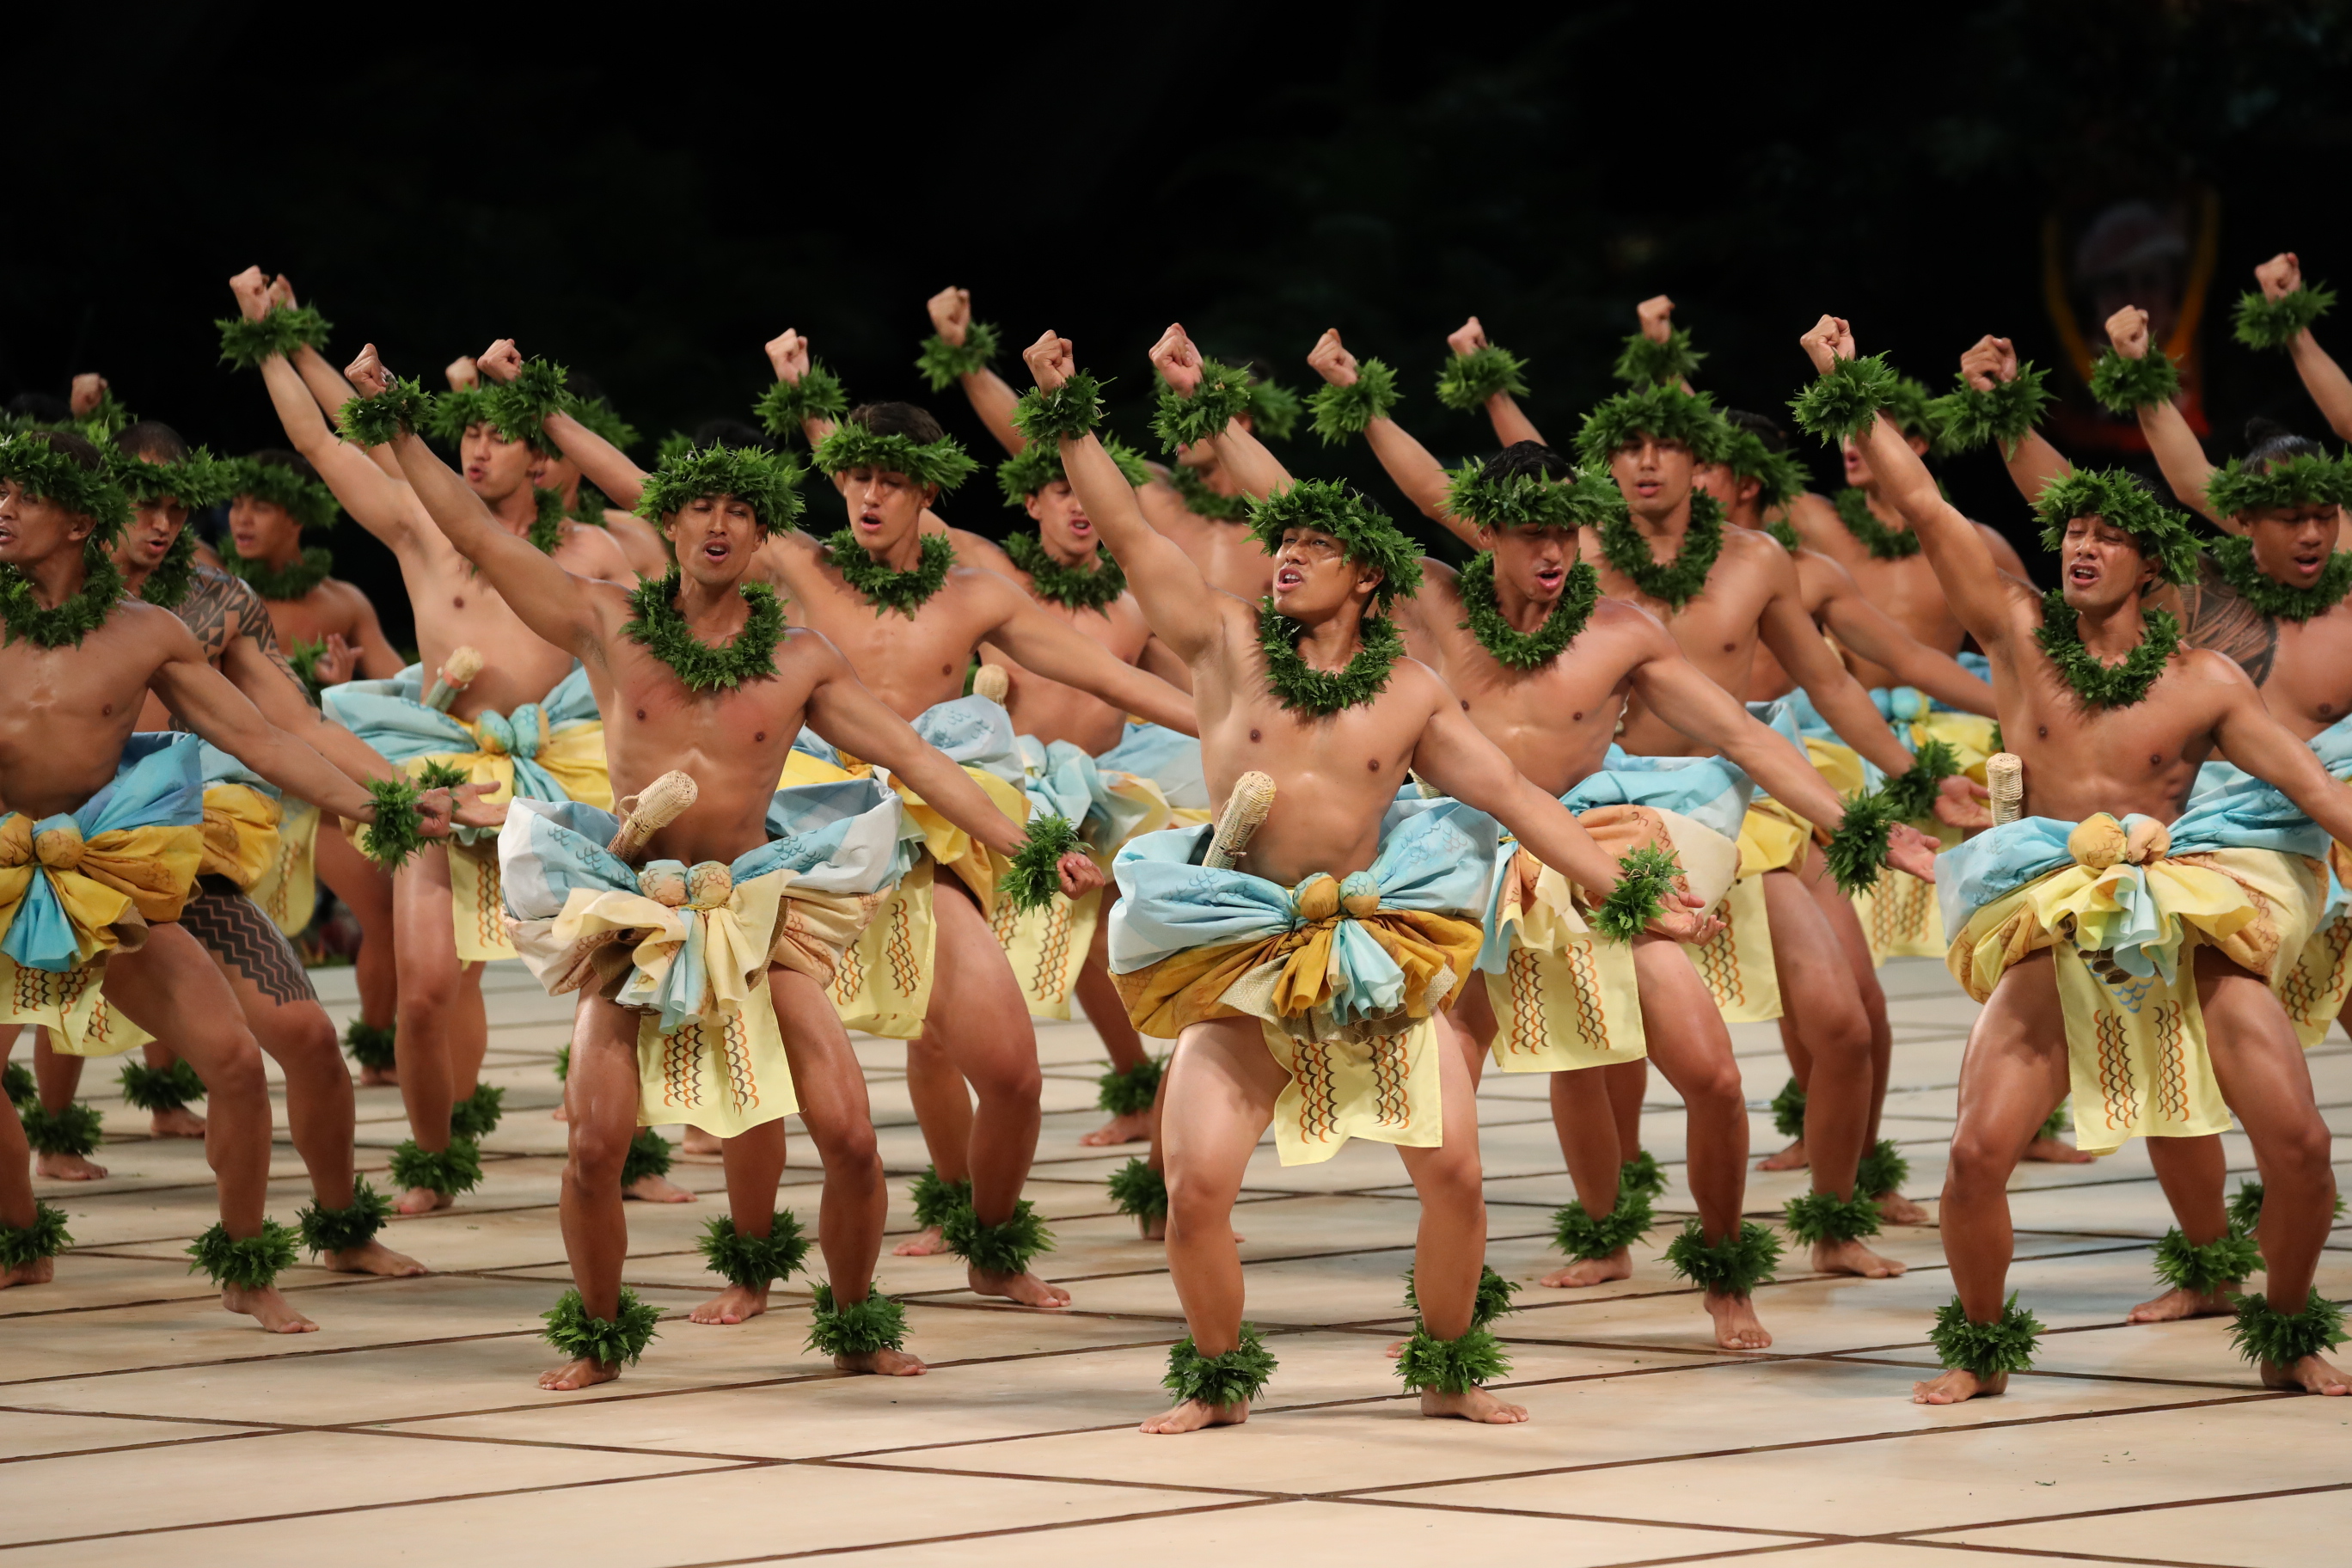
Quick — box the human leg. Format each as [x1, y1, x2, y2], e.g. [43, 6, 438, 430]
[1540, 1066, 1632, 1289]
[543, 993, 655, 1390]
[390, 848, 470, 1214]
[1758, 1015, 1811, 1171]
[894, 1034, 974, 1256]
[28, 1030, 104, 1180]
[316, 824, 398, 1085]
[1078, 916, 1159, 1146]
[1145, 1015, 1285, 1434]
[1805, 867, 1926, 1222]
[2131, 1134, 2242, 1323]
[0, 1026, 66, 1289]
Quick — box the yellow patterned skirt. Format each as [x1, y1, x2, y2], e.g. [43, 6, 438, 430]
[1690, 802, 1812, 1021]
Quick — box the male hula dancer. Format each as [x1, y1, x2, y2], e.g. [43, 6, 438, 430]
[0, 429, 450, 1321]
[346, 347, 1097, 1387]
[1797, 315, 2351, 1401]
[224, 267, 635, 1216]
[2236, 251, 2352, 516]
[1308, 331, 1944, 1314]
[1021, 329, 1726, 1430]
[509, 335, 1197, 1304]
[1965, 306, 2352, 1326]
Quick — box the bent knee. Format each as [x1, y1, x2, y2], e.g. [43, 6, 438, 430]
[193, 1038, 268, 1103]
[1945, 1134, 2015, 1188]
[2263, 1118, 2335, 1181]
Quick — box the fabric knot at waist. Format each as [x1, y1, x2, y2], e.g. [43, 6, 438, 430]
[470, 704, 549, 760]
[27, 818, 87, 873]
[636, 858, 738, 912]
[1288, 869, 1382, 926]
[2066, 813, 2171, 872]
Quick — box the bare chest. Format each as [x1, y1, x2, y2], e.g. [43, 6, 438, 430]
[790, 586, 989, 719]
[0, 628, 160, 814]
[2263, 612, 2352, 738]
[264, 587, 355, 650]
[2005, 661, 2214, 821]
[1425, 622, 1628, 793]
[1847, 555, 1964, 652]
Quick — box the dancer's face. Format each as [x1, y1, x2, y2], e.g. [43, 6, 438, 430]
[1023, 481, 1100, 562]
[460, 424, 536, 503]
[1608, 435, 1694, 521]
[1690, 461, 1762, 525]
[1841, 429, 1930, 488]
[2056, 514, 2157, 611]
[1481, 524, 1577, 605]
[841, 466, 935, 554]
[228, 494, 300, 560]
[0, 482, 92, 567]
[2245, 501, 2342, 589]
[1268, 527, 1379, 621]
[664, 493, 762, 588]
[118, 499, 187, 580]
[532, 450, 582, 497]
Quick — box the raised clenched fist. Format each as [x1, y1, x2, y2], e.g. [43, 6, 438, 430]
[1148, 324, 1202, 397]
[766, 328, 810, 383]
[1445, 316, 1488, 358]
[2254, 251, 2302, 303]
[346, 345, 391, 398]
[1957, 334, 2018, 394]
[1021, 330, 1074, 393]
[1306, 328, 1358, 388]
[926, 286, 971, 346]
[2104, 305, 2151, 360]
[1637, 295, 1675, 344]
[476, 340, 524, 384]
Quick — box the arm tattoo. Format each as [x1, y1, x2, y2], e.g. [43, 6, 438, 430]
[2177, 554, 2280, 687]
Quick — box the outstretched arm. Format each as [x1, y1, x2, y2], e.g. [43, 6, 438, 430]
[1959, 335, 2072, 504]
[986, 594, 1198, 736]
[266, 274, 401, 482]
[1814, 565, 1998, 714]
[154, 631, 411, 825]
[1754, 547, 1916, 777]
[2211, 667, 2352, 845]
[928, 287, 1023, 455]
[470, 338, 650, 508]
[2257, 253, 2352, 443]
[1149, 327, 1293, 501]
[349, 345, 602, 661]
[1306, 329, 1473, 542]
[2104, 306, 2226, 529]
[1449, 317, 1544, 446]
[1804, 316, 2013, 646]
[1024, 331, 1236, 662]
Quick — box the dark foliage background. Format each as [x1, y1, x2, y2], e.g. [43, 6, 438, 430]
[8, 1, 2349, 647]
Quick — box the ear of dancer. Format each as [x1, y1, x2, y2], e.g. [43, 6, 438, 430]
[1814, 312, 2352, 1401]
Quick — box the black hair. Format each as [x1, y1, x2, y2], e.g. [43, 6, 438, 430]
[25, 427, 102, 469]
[847, 401, 946, 444]
[114, 420, 187, 465]
[1478, 439, 1577, 485]
[1724, 409, 1790, 450]
[2243, 417, 2325, 474]
[689, 418, 773, 452]
[6, 392, 72, 425]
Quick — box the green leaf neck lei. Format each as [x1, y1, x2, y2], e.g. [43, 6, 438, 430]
[138, 528, 199, 608]
[1456, 553, 1599, 671]
[1597, 490, 1724, 610]
[1834, 487, 1920, 559]
[527, 487, 567, 555]
[622, 573, 786, 692]
[225, 546, 334, 602]
[1005, 530, 1126, 612]
[2032, 588, 2181, 708]
[2209, 536, 2352, 623]
[0, 543, 126, 649]
[1259, 598, 1406, 716]
[821, 528, 955, 617]
[1169, 463, 1253, 523]
[1766, 516, 1803, 552]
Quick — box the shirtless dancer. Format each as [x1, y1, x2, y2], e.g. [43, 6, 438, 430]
[0, 430, 450, 1322]
[518, 339, 1197, 1307]
[468, 361, 671, 579]
[351, 344, 1095, 1385]
[1310, 329, 1949, 1313]
[1797, 315, 2350, 1402]
[224, 266, 637, 1215]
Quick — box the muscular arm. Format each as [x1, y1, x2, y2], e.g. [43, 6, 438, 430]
[2136, 397, 2225, 529]
[957, 365, 1025, 456]
[152, 633, 383, 820]
[383, 427, 601, 658]
[1815, 567, 1998, 713]
[2288, 331, 2352, 443]
[2002, 428, 2073, 505]
[985, 592, 1198, 735]
[1755, 549, 1914, 775]
[1052, 419, 1234, 658]
[543, 408, 647, 510]
[1409, 698, 1625, 897]
[1629, 644, 1869, 828]
[220, 634, 408, 786]
[800, 652, 1026, 855]
[1307, 331, 1472, 540]
[1202, 420, 1292, 502]
[253, 355, 420, 551]
[1859, 406, 2013, 646]
[2211, 671, 2352, 844]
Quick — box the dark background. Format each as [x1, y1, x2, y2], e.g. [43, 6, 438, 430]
[9, 1, 2349, 649]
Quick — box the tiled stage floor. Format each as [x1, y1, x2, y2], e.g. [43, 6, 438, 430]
[4, 958, 2347, 1566]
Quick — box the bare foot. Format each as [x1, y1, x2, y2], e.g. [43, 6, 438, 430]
[836, 1347, 928, 1375]
[1812, 1238, 1908, 1278]
[34, 1152, 107, 1181]
[223, 1283, 318, 1333]
[1420, 1386, 1530, 1424]
[623, 1173, 696, 1203]
[0, 1257, 57, 1289]
[1142, 1212, 1167, 1240]
[551, 1103, 568, 1123]
[396, 1185, 454, 1216]
[678, 1126, 723, 1161]
[970, 1266, 1071, 1307]
[1704, 1289, 1773, 1350]
[320, 1240, 428, 1277]
[1875, 1191, 1932, 1226]
[358, 1063, 398, 1088]
[538, 1356, 619, 1391]
[1913, 1367, 2004, 1403]
[2126, 1283, 2237, 1324]
[2023, 1135, 2096, 1165]
[1540, 1249, 1633, 1289]
[2262, 1353, 2352, 1395]
[148, 1107, 207, 1138]
[892, 1224, 950, 1256]
[1080, 1110, 1153, 1147]
[1758, 1137, 1808, 1172]
[1141, 1396, 1248, 1433]
[690, 1283, 769, 1325]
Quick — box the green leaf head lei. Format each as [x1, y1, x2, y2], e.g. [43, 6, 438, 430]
[109, 446, 236, 512]
[2233, 282, 2335, 352]
[1444, 462, 1579, 534]
[1927, 364, 2053, 458]
[812, 423, 977, 493]
[915, 321, 999, 390]
[1724, 428, 1810, 511]
[996, 433, 1150, 505]
[2034, 469, 2202, 586]
[2203, 451, 2349, 519]
[753, 364, 850, 440]
[635, 444, 805, 535]
[1576, 383, 1735, 469]
[1436, 343, 1530, 410]
[1308, 358, 1401, 444]
[1246, 480, 1424, 612]
[1612, 328, 1704, 386]
[1152, 358, 1255, 450]
[229, 455, 341, 531]
[0, 433, 134, 546]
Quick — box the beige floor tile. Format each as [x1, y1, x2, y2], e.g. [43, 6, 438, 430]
[0, 1410, 266, 1461]
[0, 1252, 234, 1317]
[1926, 1485, 2352, 1566]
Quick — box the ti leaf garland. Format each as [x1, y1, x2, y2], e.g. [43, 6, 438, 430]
[1455, 552, 1597, 670]
[1005, 530, 1125, 611]
[0, 542, 126, 649]
[224, 546, 334, 601]
[1833, 487, 1920, 559]
[2032, 588, 2181, 708]
[2208, 535, 2352, 622]
[1598, 488, 1725, 609]
[821, 529, 955, 617]
[622, 573, 784, 691]
[1257, 598, 1407, 716]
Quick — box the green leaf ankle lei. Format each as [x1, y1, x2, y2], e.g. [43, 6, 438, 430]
[909, 1167, 972, 1229]
[2208, 536, 2352, 622]
[1598, 489, 1724, 609]
[1396, 1323, 1512, 1393]
[1162, 1325, 1277, 1407]
[137, 529, 199, 609]
[1620, 1150, 1667, 1203]
[186, 1220, 299, 1290]
[1833, 487, 1920, 559]
[1553, 1196, 1652, 1261]
[1455, 552, 1597, 670]
[343, 1020, 396, 1071]
[0, 543, 125, 649]
[297, 1178, 393, 1256]
[1107, 1157, 1168, 1223]
[1928, 1291, 2043, 1379]
[389, 1136, 483, 1198]
[622, 573, 784, 691]
[1401, 1263, 1520, 1330]
[1258, 599, 1406, 716]
[1855, 1137, 1910, 1197]
[805, 1282, 909, 1357]
[2152, 1226, 2263, 1295]
[1784, 1189, 1883, 1244]
[2032, 588, 2180, 708]
[1006, 530, 1126, 611]
[940, 1197, 1055, 1276]
[2226, 1289, 2348, 1368]
[698, 1211, 811, 1289]
[1168, 463, 1253, 522]
[0, 1201, 71, 1268]
[448, 1082, 505, 1138]
[1663, 1217, 1782, 1296]
[1096, 1055, 1164, 1116]
[1771, 1076, 1807, 1139]
[225, 546, 334, 602]
[542, 1286, 665, 1367]
[822, 528, 954, 616]
[118, 1058, 205, 1112]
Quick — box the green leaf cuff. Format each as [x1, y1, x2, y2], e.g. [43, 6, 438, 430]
[915, 322, 999, 390]
[21, 1101, 103, 1157]
[1612, 328, 1704, 387]
[2233, 282, 2334, 351]
[338, 378, 435, 447]
[1664, 1218, 1782, 1297]
[2226, 1289, 2348, 1368]
[2152, 1227, 2263, 1295]
[805, 1282, 909, 1357]
[1395, 1323, 1512, 1393]
[1553, 1196, 1653, 1261]
[1771, 1076, 1808, 1140]
[1826, 793, 1898, 896]
[2086, 348, 2180, 413]
[1096, 1056, 1164, 1117]
[1308, 358, 1401, 444]
[216, 304, 333, 370]
[1152, 359, 1255, 451]
[297, 1179, 393, 1257]
[389, 1136, 484, 1198]
[1878, 738, 1960, 823]
[1784, 1189, 1883, 1244]
[909, 1166, 972, 1229]
[1592, 842, 1682, 942]
[1010, 371, 1107, 444]
[622, 1128, 673, 1186]
[1403, 1263, 1520, 1330]
[1162, 1325, 1277, 1407]
[1928, 1291, 2043, 1379]
[1436, 345, 1530, 410]
[1107, 1158, 1169, 1224]
[3, 1060, 34, 1108]
[754, 364, 850, 438]
[1003, 814, 1084, 914]
[1790, 353, 1904, 444]
[118, 1058, 205, 1113]
[1856, 1138, 1911, 1198]
[1620, 1150, 1668, 1203]
[941, 1198, 1054, 1277]
[480, 358, 572, 456]
[542, 1286, 664, 1367]
[447, 1082, 505, 1139]
[186, 1220, 299, 1291]
[358, 777, 428, 871]
[1926, 364, 2051, 458]
[0, 1201, 72, 1268]
[698, 1211, 811, 1289]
